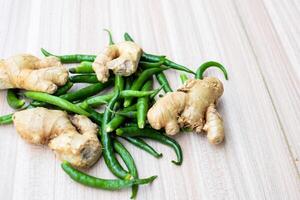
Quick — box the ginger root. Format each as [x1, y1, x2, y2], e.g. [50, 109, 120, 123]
[147, 77, 225, 144]
[92, 41, 142, 83]
[0, 54, 68, 93]
[13, 107, 101, 168]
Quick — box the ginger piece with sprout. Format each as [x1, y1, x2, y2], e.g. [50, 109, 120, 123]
[147, 77, 225, 144]
[13, 107, 102, 168]
[92, 41, 142, 83]
[0, 54, 68, 93]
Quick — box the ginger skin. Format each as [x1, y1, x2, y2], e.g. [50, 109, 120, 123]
[13, 107, 101, 168]
[0, 54, 68, 93]
[147, 77, 225, 144]
[92, 41, 142, 83]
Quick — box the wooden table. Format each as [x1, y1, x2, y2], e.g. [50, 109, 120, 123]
[0, 0, 299, 199]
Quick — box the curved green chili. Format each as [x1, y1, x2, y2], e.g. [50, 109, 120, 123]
[24, 91, 90, 116]
[60, 80, 112, 102]
[106, 104, 137, 132]
[69, 74, 98, 83]
[123, 137, 162, 158]
[0, 113, 13, 125]
[195, 61, 228, 80]
[180, 73, 189, 84]
[69, 61, 94, 74]
[79, 101, 103, 125]
[41, 48, 96, 63]
[116, 126, 183, 165]
[139, 60, 165, 69]
[6, 89, 25, 109]
[86, 89, 160, 108]
[103, 29, 114, 45]
[61, 161, 156, 191]
[137, 80, 152, 128]
[155, 72, 173, 93]
[101, 88, 131, 179]
[124, 68, 166, 107]
[113, 139, 139, 199]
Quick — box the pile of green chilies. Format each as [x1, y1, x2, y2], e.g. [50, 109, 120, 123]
[0, 31, 228, 199]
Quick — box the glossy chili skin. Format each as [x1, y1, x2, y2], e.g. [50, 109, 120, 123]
[69, 62, 94, 74]
[69, 75, 98, 83]
[137, 80, 152, 128]
[195, 61, 228, 80]
[24, 91, 90, 116]
[6, 89, 25, 109]
[41, 48, 96, 63]
[116, 126, 183, 165]
[113, 139, 139, 198]
[155, 72, 173, 93]
[0, 113, 13, 125]
[123, 137, 162, 158]
[101, 88, 132, 180]
[61, 161, 156, 191]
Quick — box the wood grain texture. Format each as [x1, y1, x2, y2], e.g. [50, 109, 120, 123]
[0, 0, 299, 199]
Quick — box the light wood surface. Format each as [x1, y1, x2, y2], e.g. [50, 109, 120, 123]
[0, 0, 299, 199]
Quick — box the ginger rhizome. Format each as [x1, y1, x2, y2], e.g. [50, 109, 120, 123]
[13, 107, 102, 168]
[147, 77, 225, 144]
[0, 54, 68, 93]
[92, 41, 142, 83]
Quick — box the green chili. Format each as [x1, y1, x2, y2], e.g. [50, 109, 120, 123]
[155, 72, 173, 93]
[60, 80, 112, 102]
[41, 48, 96, 63]
[180, 73, 189, 84]
[116, 126, 183, 165]
[106, 104, 137, 132]
[139, 60, 165, 69]
[123, 137, 162, 158]
[0, 113, 13, 125]
[113, 139, 139, 199]
[69, 61, 94, 74]
[24, 91, 90, 116]
[137, 80, 152, 128]
[6, 89, 25, 109]
[195, 61, 228, 80]
[79, 101, 103, 125]
[61, 161, 156, 191]
[124, 68, 166, 107]
[103, 29, 114, 45]
[101, 88, 131, 179]
[69, 74, 98, 83]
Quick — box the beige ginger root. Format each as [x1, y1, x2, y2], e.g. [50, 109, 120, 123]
[13, 107, 102, 168]
[0, 54, 68, 93]
[92, 41, 142, 83]
[147, 77, 225, 144]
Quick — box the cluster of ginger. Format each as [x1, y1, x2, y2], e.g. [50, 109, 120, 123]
[0, 39, 225, 169]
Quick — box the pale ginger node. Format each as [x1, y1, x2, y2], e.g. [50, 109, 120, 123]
[0, 54, 68, 93]
[203, 104, 224, 144]
[13, 107, 102, 168]
[92, 41, 142, 83]
[147, 77, 225, 144]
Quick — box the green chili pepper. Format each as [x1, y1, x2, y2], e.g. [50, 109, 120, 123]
[101, 88, 131, 179]
[69, 74, 98, 83]
[41, 48, 96, 63]
[195, 61, 228, 80]
[61, 161, 156, 191]
[139, 60, 165, 69]
[69, 61, 94, 74]
[0, 113, 13, 125]
[113, 139, 139, 199]
[103, 29, 114, 45]
[137, 80, 152, 128]
[180, 73, 189, 84]
[79, 101, 103, 125]
[155, 72, 173, 93]
[60, 80, 112, 102]
[106, 104, 137, 132]
[24, 91, 90, 116]
[123, 137, 162, 158]
[6, 89, 25, 109]
[116, 126, 183, 165]
[124, 68, 166, 107]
